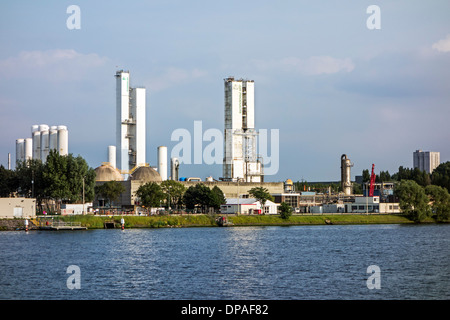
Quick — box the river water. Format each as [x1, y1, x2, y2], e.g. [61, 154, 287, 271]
[0, 224, 448, 300]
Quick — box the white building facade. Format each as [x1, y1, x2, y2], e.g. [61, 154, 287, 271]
[220, 198, 279, 215]
[223, 77, 262, 182]
[413, 150, 440, 174]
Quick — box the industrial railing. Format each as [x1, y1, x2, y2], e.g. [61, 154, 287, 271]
[39, 220, 82, 227]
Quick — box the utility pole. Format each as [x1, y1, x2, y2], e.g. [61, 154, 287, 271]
[82, 176, 85, 215]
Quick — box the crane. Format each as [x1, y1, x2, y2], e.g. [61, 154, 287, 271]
[369, 164, 376, 197]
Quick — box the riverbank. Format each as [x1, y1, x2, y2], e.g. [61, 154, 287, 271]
[1, 214, 444, 231]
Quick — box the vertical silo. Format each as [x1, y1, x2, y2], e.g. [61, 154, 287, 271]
[108, 145, 116, 169]
[31, 125, 39, 134]
[49, 127, 58, 152]
[40, 130, 50, 161]
[157, 146, 168, 181]
[31, 125, 40, 161]
[16, 139, 25, 165]
[130, 87, 146, 168]
[57, 125, 68, 156]
[24, 138, 33, 162]
[32, 131, 41, 161]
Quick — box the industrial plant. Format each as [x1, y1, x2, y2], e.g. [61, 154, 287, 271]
[7, 69, 442, 218]
[87, 70, 415, 216]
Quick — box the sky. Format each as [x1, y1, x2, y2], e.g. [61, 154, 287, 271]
[0, 1, 449, 183]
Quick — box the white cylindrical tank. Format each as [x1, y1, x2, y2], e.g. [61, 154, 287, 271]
[157, 146, 168, 181]
[39, 124, 49, 132]
[171, 157, 179, 181]
[32, 131, 41, 161]
[108, 145, 116, 169]
[49, 129, 58, 151]
[25, 138, 33, 161]
[40, 130, 50, 161]
[58, 127, 68, 156]
[31, 125, 39, 134]
[16, 139, 25, 165]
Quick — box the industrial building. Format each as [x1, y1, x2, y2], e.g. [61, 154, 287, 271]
[413, 150, 440, 174]
[115, 70, 146, 176]
[16, 124, 68, 165]
[220, 198, 279, 215]
[0, 198, 36, 219]
[222, 77, 263, 183]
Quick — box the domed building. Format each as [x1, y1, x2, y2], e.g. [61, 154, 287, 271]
[94, 163, 123, 182]
[129, 165, 162, 183]
[284, 178, 294, 192]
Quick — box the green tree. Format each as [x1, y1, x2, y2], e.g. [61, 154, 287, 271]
[392, 166, 430, 187]
[15, 159, 46, 211]
[395, 180, 430, 222]
[42, 150, 96, 211]
[160, 180, 186, 210]
[0, 165, 18, 197]
[66, 154, 96, 203]
[135, 182, 165, 209]
[43, 150, 70, 203]
[209, 186, 226, 211]
[362, 169, 370, 183]
[279, 202, 293, 220]
[377, 170, 391, 183]
[183, 184, 214, 212]
[248, 187, 274, 208]
[425, 185, 450, 222]
[95, 180, 126, 207]
[431, 161, 450, 192]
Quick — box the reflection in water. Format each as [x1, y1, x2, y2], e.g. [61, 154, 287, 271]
[0, 224, 449, 299]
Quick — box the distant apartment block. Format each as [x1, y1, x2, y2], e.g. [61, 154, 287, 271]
[413, 150, 440, 174]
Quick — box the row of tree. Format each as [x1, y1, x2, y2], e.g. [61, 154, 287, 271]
[94, 180, 228, 213]
[361, 162, 450, 190]
[0, 150, 96, 213]
[96, 181, 283, 215]
[395, 180, 450, 223]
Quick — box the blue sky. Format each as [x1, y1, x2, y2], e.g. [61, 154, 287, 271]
[0, 1, 449, 182]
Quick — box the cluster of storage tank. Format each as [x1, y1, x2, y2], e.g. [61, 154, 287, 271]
[16, 124, 68, 164]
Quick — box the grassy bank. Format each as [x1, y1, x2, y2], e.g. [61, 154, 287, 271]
[2, 214, 441, 231]
[55, 214, 217, 229]
[56, 213, 430, 229]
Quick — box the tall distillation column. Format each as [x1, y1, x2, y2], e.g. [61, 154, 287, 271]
[340, 154, 354, 196]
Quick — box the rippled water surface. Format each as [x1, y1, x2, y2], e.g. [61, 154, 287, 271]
[0, 224, 448, 299]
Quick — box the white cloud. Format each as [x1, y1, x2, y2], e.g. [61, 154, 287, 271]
[0, 49, 109, 81]
[432, 34, 450, 53]
[252, 56, 355, 75]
